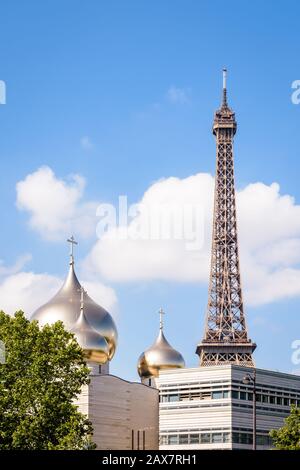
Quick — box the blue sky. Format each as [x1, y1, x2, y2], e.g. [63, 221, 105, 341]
[0, 0, 300, 380]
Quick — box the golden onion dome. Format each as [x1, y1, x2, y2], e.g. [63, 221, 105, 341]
[31, 239, 118, 360]
[137, 308, 185, 379]
[70, 289, 110, 364]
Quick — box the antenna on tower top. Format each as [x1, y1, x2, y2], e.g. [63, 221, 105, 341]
[222, 68, 228, 106]
[223, 68, 227, 89]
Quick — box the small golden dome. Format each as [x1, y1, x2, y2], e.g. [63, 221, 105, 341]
[137, 308, 185, 379]
[71, 289, 109, 364]
[31, 238, 118, 360]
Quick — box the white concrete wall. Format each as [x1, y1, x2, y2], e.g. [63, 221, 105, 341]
[76, 374, 159, 450]
[158, 366, 233, 450]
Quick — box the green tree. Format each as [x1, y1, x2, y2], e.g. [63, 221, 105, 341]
[270, 405, 300, 450]
[0, 310, 95, 449]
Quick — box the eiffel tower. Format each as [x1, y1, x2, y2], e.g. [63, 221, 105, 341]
[196, 70, 256, 367]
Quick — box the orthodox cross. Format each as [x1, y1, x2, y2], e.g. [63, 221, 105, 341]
[158, 308, 165, 331]
[67, 235, 78, 264]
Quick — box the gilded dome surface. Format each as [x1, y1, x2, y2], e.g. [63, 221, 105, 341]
[138, 310, 185, 379]
[31, 258, 117, 360]
[71, 307, 109, 364]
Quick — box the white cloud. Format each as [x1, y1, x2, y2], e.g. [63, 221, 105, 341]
[166, 86, 190, 104]
[0, 253, 32, 276]
[84, 173, 300, 307]
[82, 280, 117, 315]
[0, 271, 61, 316]
[16, 166, 98, 241]
[80, 136, 94, 151]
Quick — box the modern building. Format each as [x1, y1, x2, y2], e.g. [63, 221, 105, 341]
[76, 369, 158, 450]
[158, 365, 300, 450]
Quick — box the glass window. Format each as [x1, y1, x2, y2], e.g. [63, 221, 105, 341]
[160, 436, 168, 445]
[179, 434, 189, 445]
[190, 393, 201, 400]
[290, 398, 296, 405]
[212, 433, 223, 443]
[200, 433, 211, 443]
[257, 435, 270, 446]
[240, 433, 252, 445]
[232, 390, 239, 399]
[276, 396, 282, 405]
[262, 395, 269, 403]
[169, 435, 178, 445]
[223, 433, 231, 443]
[283, 398, 289, 406]
[190, 434, 200, 444]
[169, 394, 179, 402]
[248, 392, 253, 401]
[240, 391, 247, 400]
[179, 394, 190, 401]
[256, 394, 262, 402]
[212, 391, 223, 399]
[269, 396, 275, 404]
[233, 433, 252, 445]
[223, 390, 229, 398]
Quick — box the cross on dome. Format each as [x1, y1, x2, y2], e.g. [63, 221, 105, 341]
[158, 307, 165, 331]
[67, 235, 78, 265]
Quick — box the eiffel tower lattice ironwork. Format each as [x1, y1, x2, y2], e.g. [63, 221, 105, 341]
[196, 70, 256, 367]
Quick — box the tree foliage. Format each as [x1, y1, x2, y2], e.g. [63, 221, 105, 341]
[270, 405, 300, 450]
[0, 311, 95, 449]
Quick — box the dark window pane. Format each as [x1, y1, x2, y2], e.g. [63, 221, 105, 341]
[232, 390, 239, 399]
[169, 394, 179, 402]
[190, 434, 200, 444]
[212, 433, 223, 443]
[179, 434, 189, 444]
[240, 391, 247, 400]
[200, 433, 211, 443]
[257, 435, 270, 446]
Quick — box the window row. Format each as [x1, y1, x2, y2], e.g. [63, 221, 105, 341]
[160, 389, 300, 406]
[160, 432, 231, 446]
[232, 432, 272, 447]
[160, 390, 229, 402]
[160, 432, 273, 447]
[232, 390, 300, 406]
